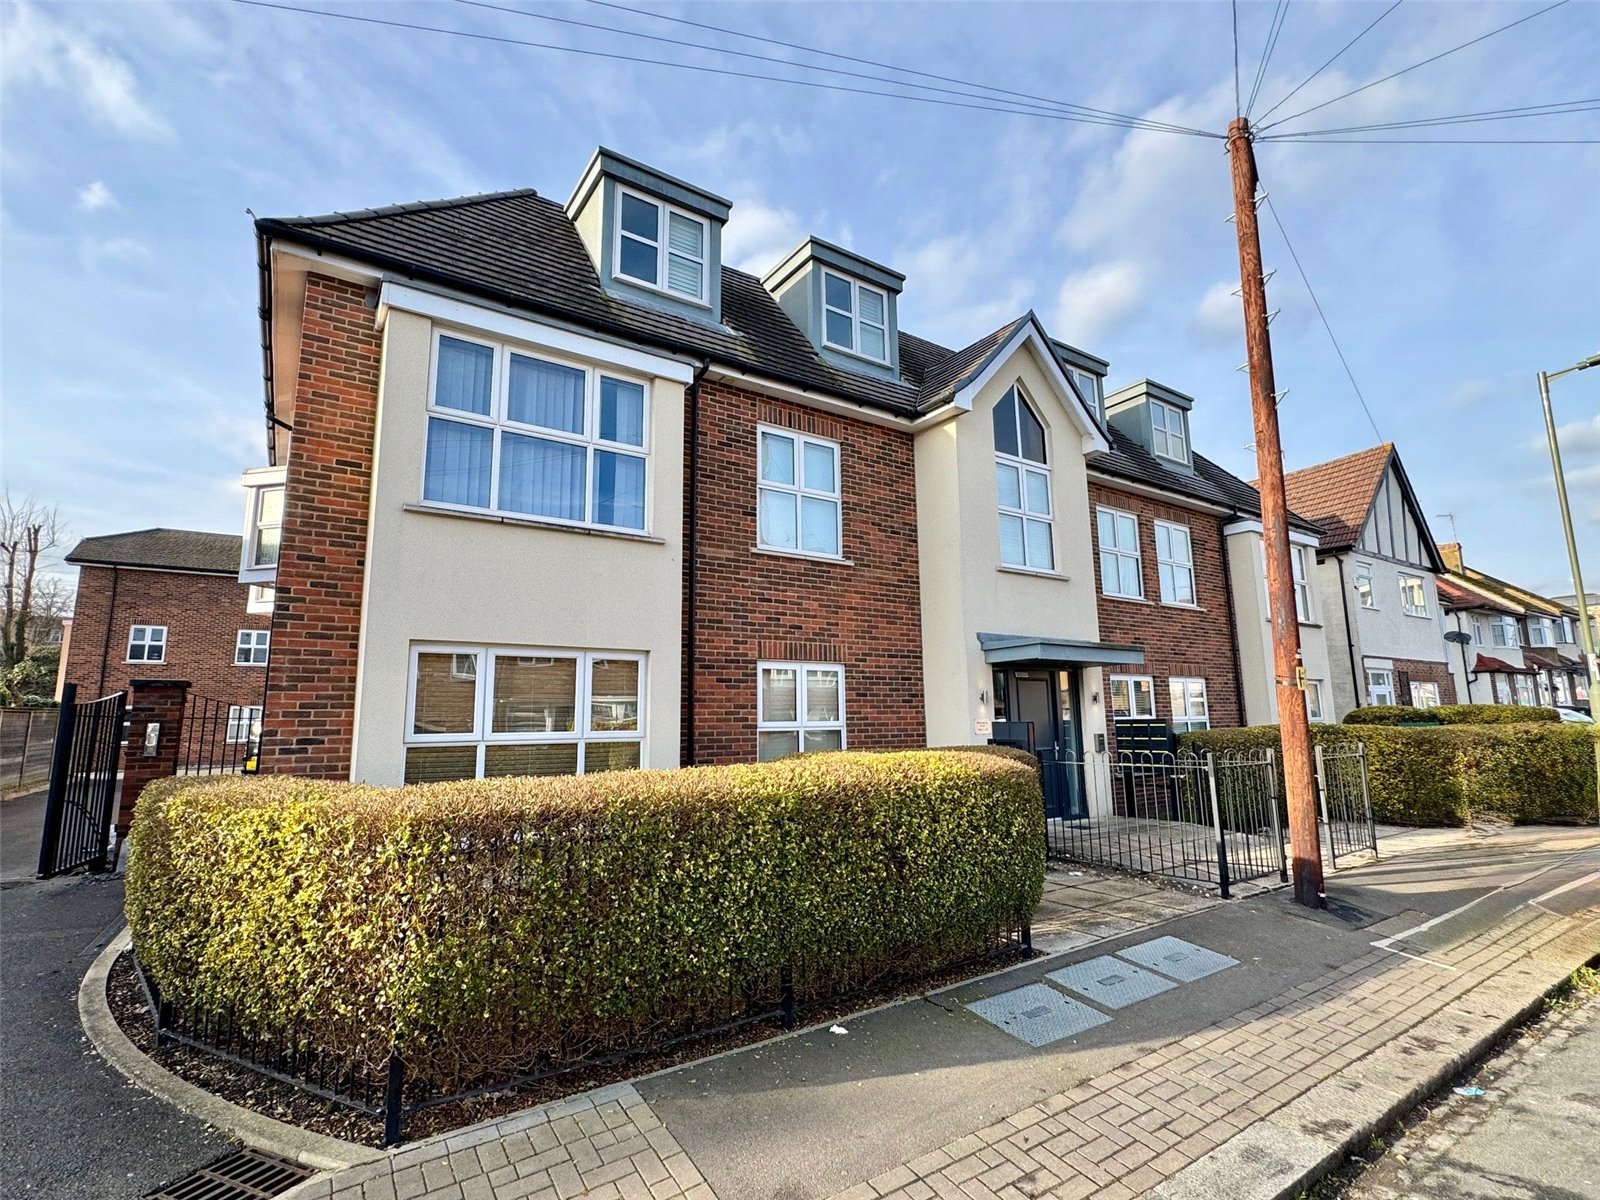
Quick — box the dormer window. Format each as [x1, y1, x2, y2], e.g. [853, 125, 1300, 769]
[1150, 400, 1188, 462]
[615, 187, 708, 304]
[822, 271, 888, 363]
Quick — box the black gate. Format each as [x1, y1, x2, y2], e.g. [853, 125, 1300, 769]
[37, 683, 127, 878]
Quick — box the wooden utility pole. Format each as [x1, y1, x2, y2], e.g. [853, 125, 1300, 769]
[1226, 117, 1324, 908]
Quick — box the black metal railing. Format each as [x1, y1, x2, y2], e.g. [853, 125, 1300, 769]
[177, 694, 261, 776]
[37, 684, 127, 877]
[1314, 743, 1377, 868]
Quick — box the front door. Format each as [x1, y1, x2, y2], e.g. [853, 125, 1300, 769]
[996, 668, 1085, 819]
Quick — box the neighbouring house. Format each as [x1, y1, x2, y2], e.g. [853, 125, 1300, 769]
[1281, 444, 1453, 718]
[62, 529, 274, 735]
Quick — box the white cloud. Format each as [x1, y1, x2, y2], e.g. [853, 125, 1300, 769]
[1445, 379, 1497, 410]
[0, 3, 168, 138]
[721, 197, 804, 275]
[1052, 261, 1145, 346]
[78, 237, 150, 272]
[896, 233, 1034, 349]
[77, 180, 116, 211]
[1190, 279, 1240, 343]
[1552, 413, 1600, 457]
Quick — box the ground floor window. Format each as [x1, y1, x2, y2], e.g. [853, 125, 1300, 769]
[1168, 677, 1209, 732]
[757, 662, 845, 761]
[1304, 680, 1325, 722]
[235, 629, 270, 665]
[1493, 675, 1512, 704]
[404, 645, 644, 783]
[1365, 668, 1394, 706]
[1108, 675, 1155, 720]
[1555, 675, 1573, 705]
[1514, 676, 1536, 706]
[225, 705, 262, 744]
[1409, 681, 1441, 709]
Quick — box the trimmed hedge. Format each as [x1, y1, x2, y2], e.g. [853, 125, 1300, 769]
[1179, 722, 1596, 828]
[126, 749, 1043, 1093]
[1343, 703, 1559, 726]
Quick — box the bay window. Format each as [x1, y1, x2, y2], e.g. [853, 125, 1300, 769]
[757, 662, 845, 761]
[757, 427, 841, 558]
[994, 386, 1053, 570]
[1097, 507, 1142, 598]
[1155, 520, 1195, 605]
[1491, 617, 1519, 648]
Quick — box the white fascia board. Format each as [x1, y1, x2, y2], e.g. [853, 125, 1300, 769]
[953, 322, 1110, 455]
[378, 281, 697, 383]
[243, 465, 287, 487]
[1222, 518, 1322, 548]
[271, 240, 386, 285]
[1085, 470, 1230, 516]
[703, 364, 918, 430]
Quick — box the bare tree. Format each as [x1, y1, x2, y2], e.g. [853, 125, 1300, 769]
[1, 493, 67, 670]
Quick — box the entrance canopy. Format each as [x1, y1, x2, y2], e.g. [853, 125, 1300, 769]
[978, 632, 1145, 668]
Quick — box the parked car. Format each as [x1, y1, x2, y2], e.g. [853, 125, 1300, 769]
[1552, 706, 1594, 724]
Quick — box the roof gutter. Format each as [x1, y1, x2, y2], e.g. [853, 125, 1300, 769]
[683, 357, 711, 768]
[256, 226, 280, 466]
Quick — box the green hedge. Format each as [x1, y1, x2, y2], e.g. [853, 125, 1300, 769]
[1343, 703, 1559, 726]
[126, 749, 1043, 1093]
[1180, 723, 1596, 828]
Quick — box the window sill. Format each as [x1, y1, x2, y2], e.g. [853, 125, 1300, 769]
[1101, 592, 1152, 605]
[1159, 601, 1207, 613]
[999, 564, 1068, 581]
[752, 546, 854, 566]
[403, 503, 666, 544]
[822, 339, 892, 370]
[1403, 612, 1434, 620]
[613, 270, 712, 311]
[125, 660, 166, 666]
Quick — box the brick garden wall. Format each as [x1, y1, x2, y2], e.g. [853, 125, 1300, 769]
[685, 379, 925, 764]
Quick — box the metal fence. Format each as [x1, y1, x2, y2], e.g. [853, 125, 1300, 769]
[177, 693, 261, 776]
[1040, 748, 1286, 897]
[1314, 743, 1377, 867]
[0, 706, 57, 794]
[37, 686, 127, 877]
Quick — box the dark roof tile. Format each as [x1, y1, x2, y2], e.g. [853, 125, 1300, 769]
[66, 529, 242, 574]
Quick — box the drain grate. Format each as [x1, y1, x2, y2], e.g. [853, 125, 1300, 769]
[1047, 955, 1178, 1009]
[1115, 935, 1239, 982]
[965, 982, 1111, 1046]
[146, 1148, 313, 1200]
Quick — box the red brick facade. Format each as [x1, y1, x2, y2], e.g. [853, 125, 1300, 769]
[684, 379, 925, 764]
[1385, 656, 1458, 705]
[1087, 481, 1244, 741]
[259, 273, 383, 778]
[64, 565, 268, 707]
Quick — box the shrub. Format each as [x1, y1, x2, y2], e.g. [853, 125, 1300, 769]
[1431, 703, 1559, 725]
[1342, 705, 1435, 726]
[126, 750, 1043, 1094]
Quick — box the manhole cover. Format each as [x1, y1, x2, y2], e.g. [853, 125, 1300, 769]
[1115, 935, 1239, 982]
[1047, 954, 1178, 1009]
[965, 982, 1111, 1046]
[146, 1148, 313, 1200]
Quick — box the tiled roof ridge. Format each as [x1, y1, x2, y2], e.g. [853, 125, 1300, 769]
[270, 188, 543, 229]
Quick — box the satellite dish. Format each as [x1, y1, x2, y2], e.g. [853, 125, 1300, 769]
[1444, 631, 1472, 645]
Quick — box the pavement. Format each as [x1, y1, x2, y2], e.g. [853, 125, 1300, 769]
[0, 788, 234, 1199]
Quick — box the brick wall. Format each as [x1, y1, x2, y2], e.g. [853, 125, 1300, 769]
[685, 379, 925, 764]
[259, 273, 382, 778]
[1389, 656, 1458, 705]
[64, 565, 268, 707]
[1087, 481, 1244, 741]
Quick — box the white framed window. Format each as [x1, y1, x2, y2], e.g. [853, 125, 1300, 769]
[1353, 562, 1375, 609]
[246, 484, 284, 570]
[1493, 675, 1512, 704]
[1305, 680, 1325, 722]
[225, 705, 262, 745]
[1149, 400, 1188, 463]
[404, 645, 645, 782]
[821, 270, 889, 363]
[614, 187, 708, 304]
[1491, 617, 1519, 648]
[1398, 572, 1428, 617]
[1365, 668, 1395, 706]
[234, 629, 270, 666]
[126, 625, 166, 664]
[1097, 506, 1142, 598]
[1410, 681, 1441, 709]
[1169, 677, 1210, 732]
[423, 329, 649, 533]
[993, 386, 1053, 571]
[1292, 545, 1314, 622]
[1555, 674, 1573, 705]
[1472, 617, 1486, 645]
[1154, 521, 1196, 605]
[1068, 369, 1102, 416]
[1537, 675, 1553, 705]
[1514, 676, 1536, 706]
[1108, 675, 1156, 721]
[246, 585, 275, 615]
[757, 662, 845, 761]
[1527, 617, 1555, 646]
[757, 427, 841, 558]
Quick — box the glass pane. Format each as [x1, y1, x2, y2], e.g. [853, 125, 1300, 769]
[1017, 398, 1046, 464]
[435, 336, 493, 416]
[666, 253, 703, 298]
[667, 211, 703, 254]
[802, 441, 836, 493]
[858, 324, 885, 361]
[1173, 527, 1191, 563]
[804, 669, 841, 721]
[149, 627, 165, 644]
[760, 432, 795, 484]
[258, 487, 284, 526]
[1025, 520, 1053, 570]
[599, 377, 645, 446]
[484, 743, 579, 778]
[824, 309, 853, 349]
[594, 451, 646, 530]
[995, 463, 1021, 509]
[803, 729, 843, 753]
[1109, 678, 1129, 718]
[1155, 524, 1171, 560]
[589, 658, 640, 732]
[1175, 567, 1194, 604]
[252, 524, 281, 568]
[1117, 513, 1137, 549]
[424, 418, 492, 509]
[405, 745, 478, 784]
[499, 433, 586, 522]
[1119, 557, 1142, 597]
[858, 287, 884, 324]
[508, 354, 585, 433]
[761, 667, 798, 722]
[1024, 469, 1050, 516]
[800, 496, 839, 556]
[759, 488, 797, 549]
[1133, 678, 1153, 716]
[492, 655, 576, 733]
[619, 235, 657, 284]
[824, 273, 852, 312]
[584, 741, 642, 773]
[413, 652, 478, 735]
[757, 730, 799, 762]
[1100, 550, 1120, 591]
[999, 514, 1025, 566]
[1159, 563, 1174, 600]
[620, 193, 659, 240]
[993, 391, 1019, 457]
[1096, 508, 1114, 547]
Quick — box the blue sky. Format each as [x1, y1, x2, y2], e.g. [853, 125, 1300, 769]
[2, 0, 1597, 595]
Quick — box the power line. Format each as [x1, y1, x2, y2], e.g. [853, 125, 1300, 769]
[1244, 0, 1292, 119]
[1258, 137, 1600, 144]
[1260, 99, 1600, 139]
[581, 0, 1217, 138]
[1260, 195, 1383, 442]
[1232, 0, 1243, 117]
[1261, 0, 1571, 132]
[1254, 0, 1403, 125]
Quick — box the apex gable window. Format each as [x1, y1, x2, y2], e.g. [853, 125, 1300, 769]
[1154, 520, 1195, 605]
[615, 187, 708, 304]
[404, 645, 644, 782]
[424, 330, 649, 533]
[821, 270, 889, 363]
[1353, 562, 1375, 608]
[1097, 506, 1142, 598]
[757, 662, 845, 761]
[235, 629, 270, 666]
[757, 427, 841, 558]
[1398, 572, 1429, 617]
[1149, 400, 1188, 463]
[1108, 675, 1155, 720]
[1169, 677, 1210, 732]
[993, 386, 1054, 571]
[127, 625, 166, 663]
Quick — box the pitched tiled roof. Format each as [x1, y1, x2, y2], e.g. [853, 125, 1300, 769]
[1437, 575, 1522, 615]
[1472, 654, 1534, 676]
[1444, 558, 1568, 618]
[66, 529, 242, 574]
[1279, 443, 1394, 550]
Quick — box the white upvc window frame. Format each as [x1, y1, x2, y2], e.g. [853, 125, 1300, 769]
[1365, 668, 1395, 706]
[1097, 506, 1143, 599]
[239, 466, 287, 585]
[756, 661, 846, 761]
[612, 185, 710, 306]
[1514, 675, 1536, 706]
[1493, 675, 1513, 704]
[1292, 544, 1315, 622]
[994, 385, 1054, 572]
[1353, 561, 1375, 609]
[1108, 674, 1156, 721]
[1397, 571, 1429, 617]
[1304, 679, 1326, 723]
[820, 269, 890, 364]
[422, 327, 652, 534]
[1168, 677, 1210, 732]
[1471, 616, 1486, 645]
[1410, 681, 1442, 709]
[225, 704, 263, 745]
[1154, 520, 1196, 606]
[1491, 616, 1519, 648]
[404, 643, 646, 779]
[126, 624, 167, 664]
[234, 629, 270, 666]
[246, 585, 275, 615]
[1149, 400, 1188, 463]
[1527, 617, 1555, 646]
[756, 425, 843, 560]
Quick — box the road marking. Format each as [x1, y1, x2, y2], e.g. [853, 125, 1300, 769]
[1526, 868, 1600, 914]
